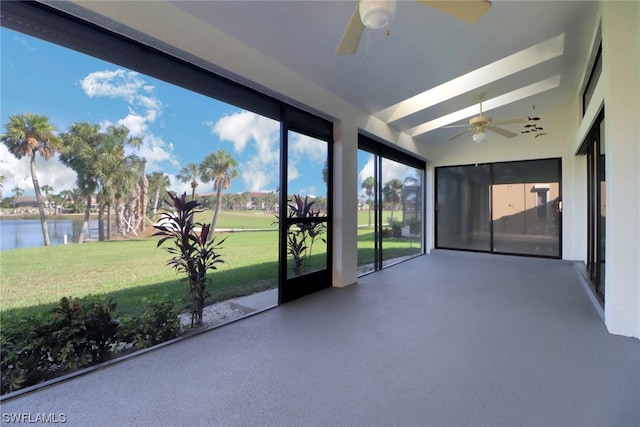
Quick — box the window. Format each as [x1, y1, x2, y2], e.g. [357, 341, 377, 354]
[583, 43, 602, 116]
[358, 135, 425, 275]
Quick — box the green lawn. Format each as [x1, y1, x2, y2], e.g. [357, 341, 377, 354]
[0, 229, 280, 317]
[1, 209, 416, 319]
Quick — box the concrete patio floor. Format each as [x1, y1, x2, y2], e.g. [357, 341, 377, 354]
[1, 250, 638, 426]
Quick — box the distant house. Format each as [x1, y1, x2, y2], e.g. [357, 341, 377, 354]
[14, 196, 49, 208]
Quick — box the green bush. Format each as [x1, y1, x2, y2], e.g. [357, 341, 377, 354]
[1, 295, 180, 395]
[118, 297, 181, 349]
[390, 220, 402, 238]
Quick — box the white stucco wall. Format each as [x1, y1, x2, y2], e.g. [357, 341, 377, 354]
[417, 103, 582, 261]
[600, 2, 640, 338]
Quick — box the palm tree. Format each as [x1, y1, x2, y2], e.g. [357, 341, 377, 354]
[11, 186, 24, 213]
[200, 149, 238, 232]
[40, 184, 54, 213]
[96, 125, 144, 240]
[147, 171, 171, 218]
[361, 176, 375, 227]
[0, 175, 6, 199]
[176, 163, 200, 201]
[2, 113, 62, 246]
[60, 122, 102, 242]
[382, 178, 404, 222]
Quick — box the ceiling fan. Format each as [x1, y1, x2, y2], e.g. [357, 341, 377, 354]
[336, 0, 492, 56]
[445, 95, 525, 143]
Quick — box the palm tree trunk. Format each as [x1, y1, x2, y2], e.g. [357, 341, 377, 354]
[30, 155, 51, 246]
[152, 187, 161, 218]
[139, 175, 148, 232]
[98, 203, 106, 241]
[115, 201, 123, 236]
[190, 180, 197, 201]
[211, 187, 223, 234]
[107, 204, 112, 240]
[78, 194, 92, 244]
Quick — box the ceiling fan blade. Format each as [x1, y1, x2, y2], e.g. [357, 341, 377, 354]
[447, 128, 472, 141]
[487, 126, 518, 138]
[491, 118, 526, 126]
[418, 0, 492, 23]
[336, 4, 365, 56]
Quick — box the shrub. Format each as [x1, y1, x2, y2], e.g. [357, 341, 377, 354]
[390, 220, 402, 238]
[1, 295, 180, 395]
[118, 297, 181, 349]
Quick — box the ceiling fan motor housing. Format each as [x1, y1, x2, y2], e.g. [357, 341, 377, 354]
[359, 0, 398, 29]
[470, 115, 492, 126]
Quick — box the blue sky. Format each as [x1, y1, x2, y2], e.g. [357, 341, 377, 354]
[1, 27, 331, 199]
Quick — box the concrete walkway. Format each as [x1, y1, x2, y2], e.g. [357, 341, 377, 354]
[2, 251, 638, 426]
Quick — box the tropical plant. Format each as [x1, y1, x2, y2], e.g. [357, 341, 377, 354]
[2, 113, 62, 245]
[0, 175, 6, 199]
[153, 191, 226, 327]
[281, 194, 327, 276]
[361, 176, 375, 227]
[200, 149, 238, 233]
[383, 178, 404, 221]
[147, 171, 171, 218]
[176, 163, 200, 201]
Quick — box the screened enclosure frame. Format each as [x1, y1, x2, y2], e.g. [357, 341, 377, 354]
[1, 0, 334, 304]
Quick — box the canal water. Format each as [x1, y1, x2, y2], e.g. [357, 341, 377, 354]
[0, 218, 100, 251]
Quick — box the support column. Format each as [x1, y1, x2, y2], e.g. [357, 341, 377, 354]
[332, 121, 359, 287]
[602, 1, 640, 338]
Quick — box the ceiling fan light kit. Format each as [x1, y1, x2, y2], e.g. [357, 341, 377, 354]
[359, 0, 397, 29]
[444, 94, 524, 142]
[473, 131, 488, 144]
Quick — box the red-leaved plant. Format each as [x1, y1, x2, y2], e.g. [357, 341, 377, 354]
[153, 192, 225, 327]
[284, 194, 326, 276]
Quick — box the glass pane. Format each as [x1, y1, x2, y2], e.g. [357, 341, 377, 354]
[436, 165, 491, 251]
[598, 119, 606, 293]
[286, 131, 328, 278]
[492, 159, 561, 256]
[1, 26, 281, 335]
[381, 158, 423, 267]
[357, 149, 376, 275]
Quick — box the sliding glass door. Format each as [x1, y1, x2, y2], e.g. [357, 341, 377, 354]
[436, 158, 562, 258]
[579, 110, 605, 301]
[435, 165, 491, 251]
[358, 136, 425, 275]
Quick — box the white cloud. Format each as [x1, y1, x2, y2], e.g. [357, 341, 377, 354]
[209, 110, 280, 192]
[80, 69, 161, 110]
[79, 68, 180, 177]
[290, 133, 327, 163]
[0, 145, 77, 197]
[136, 135, 181, 172]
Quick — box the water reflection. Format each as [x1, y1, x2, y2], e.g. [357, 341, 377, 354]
[0, 219, 99, 251]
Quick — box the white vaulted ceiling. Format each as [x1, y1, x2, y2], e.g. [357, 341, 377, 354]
[59, 1, 601, 146]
